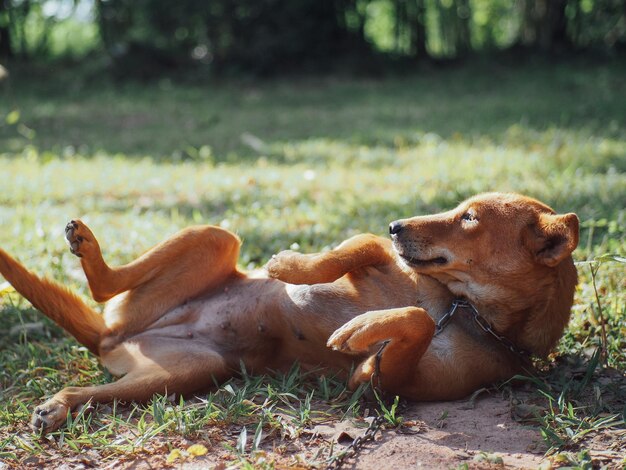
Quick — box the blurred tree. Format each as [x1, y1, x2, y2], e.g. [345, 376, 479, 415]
[1, 0, 624, 71]
[0, 0, 12, 59]
[456, 0, 471, 55]
[95, 0, 372, 75]
[1, 0, 30, 59]
[409, 0, 428, 58]
[518, 0, 570, 51]
[568, 0, 626, 50]
[392, 0, 428, 58]
[0, 0, 86, 60]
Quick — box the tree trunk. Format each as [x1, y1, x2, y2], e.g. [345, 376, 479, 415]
[520, 0, 571, 52]
[455, 0, 471, 56]
[394, 0, 403, 53]
[0, 0, 12, 59]
[408, 0, 427, 58]
[94, 0, 110, 53]
[541, 0, 568, 51]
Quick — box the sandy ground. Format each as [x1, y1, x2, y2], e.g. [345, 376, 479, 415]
[172, 393, 550, 469]
[311, 395, 547, 469]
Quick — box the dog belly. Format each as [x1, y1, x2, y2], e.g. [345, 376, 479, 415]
[107, 273, 420, 378]
[124, 278, 281, 364]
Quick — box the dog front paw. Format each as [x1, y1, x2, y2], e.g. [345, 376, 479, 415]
[327, 315, 374, 354]
[31, 399, 70, 433]
[328, 320, 380, 389]
[265, 250, 308, 283]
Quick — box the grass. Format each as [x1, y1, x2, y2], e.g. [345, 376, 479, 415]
[0, 58, 625, 467]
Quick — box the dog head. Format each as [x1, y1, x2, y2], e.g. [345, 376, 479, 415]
[390, 193, 579, 355]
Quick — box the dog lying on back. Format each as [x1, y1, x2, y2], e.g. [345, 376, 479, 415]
[0, 192, 578, 432]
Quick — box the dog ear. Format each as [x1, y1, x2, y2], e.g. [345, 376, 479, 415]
[528, 213, 579, 267]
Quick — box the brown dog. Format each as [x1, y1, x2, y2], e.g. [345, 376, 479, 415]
[0, 192, 579, 433]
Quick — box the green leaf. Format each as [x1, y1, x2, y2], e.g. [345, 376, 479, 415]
[595, 254, 626, 264]
[575, 254, 626, 266]
[252, 420, 263, 451]
[5, 109, 20, 125]
[236, 426, 247, 454]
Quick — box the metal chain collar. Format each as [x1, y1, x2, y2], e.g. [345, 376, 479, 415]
[435, 299, 532, 359]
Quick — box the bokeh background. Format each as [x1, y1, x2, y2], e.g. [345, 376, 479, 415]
[1, 0, 626, 72]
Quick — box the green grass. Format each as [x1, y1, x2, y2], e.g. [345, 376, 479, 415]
[3, 59, 625, 161]
[0, 59, 625, 467]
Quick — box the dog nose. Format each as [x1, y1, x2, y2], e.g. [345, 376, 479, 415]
[389, 221, 403, 235]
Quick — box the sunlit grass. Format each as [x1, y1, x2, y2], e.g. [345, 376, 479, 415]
[2, 60, 625, 159]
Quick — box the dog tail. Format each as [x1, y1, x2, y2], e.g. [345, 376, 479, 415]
[0, 248, 105, 355]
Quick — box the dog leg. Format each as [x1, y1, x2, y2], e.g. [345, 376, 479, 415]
[0, 248, 106, 354]
[31, 339, 230, 433]
[266, 234, 396, 284]
[66, 220, 241, 301]
[327, 307, 435, 391]
[66, 221, 241, 334]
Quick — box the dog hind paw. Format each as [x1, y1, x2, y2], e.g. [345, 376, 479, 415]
[31, 400, 70, 433]
[65, 219, 95, 258]
[348, 357, 376, 389]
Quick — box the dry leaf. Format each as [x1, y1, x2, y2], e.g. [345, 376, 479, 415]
[337, 431, 354, 444]
[166, 449, 183, 464]
[187, 444, 208, 457]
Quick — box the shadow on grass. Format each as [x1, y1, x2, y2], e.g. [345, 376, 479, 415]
[1, 60, 625, 161]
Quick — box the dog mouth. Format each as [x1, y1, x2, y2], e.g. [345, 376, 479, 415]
[399, 254, 448, 267]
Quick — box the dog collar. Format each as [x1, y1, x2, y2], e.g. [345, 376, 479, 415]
[434, 299, 532, 359]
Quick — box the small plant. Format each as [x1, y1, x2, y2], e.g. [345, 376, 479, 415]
[551, 449, 593, 470]
[473, 451, 504, 465]
[536, 388, 622, 453]
[373, 391, 403, 427]
[436, 410, 449, 429]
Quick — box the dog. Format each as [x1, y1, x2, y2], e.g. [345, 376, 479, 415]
[0, 192, 579, 433]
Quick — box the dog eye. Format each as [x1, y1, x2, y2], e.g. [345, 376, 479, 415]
[461, 212, 477, 222]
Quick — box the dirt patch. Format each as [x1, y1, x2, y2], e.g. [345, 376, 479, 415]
[119, 394, 549, 469]
[312, 395, 547, 469]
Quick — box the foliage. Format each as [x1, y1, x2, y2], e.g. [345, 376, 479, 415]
[1, 0, 625, 72]
[0, 0, 97, 60]
[95, 0, 365, 75]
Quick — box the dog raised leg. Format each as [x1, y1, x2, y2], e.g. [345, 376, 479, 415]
[266, 234, 396, 284]
[327, 307, 435, 390]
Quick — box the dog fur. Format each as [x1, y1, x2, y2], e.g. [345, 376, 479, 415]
[0, 192, 579, 432]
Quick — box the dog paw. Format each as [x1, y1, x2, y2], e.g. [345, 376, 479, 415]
[328, 321, 378, 388]
[31, 399, 70, 433]
[65, 220, 94, 258]
[327, 316, 373, 354]
[265, 250, 304, 281]
[349, 357, 377, 389]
